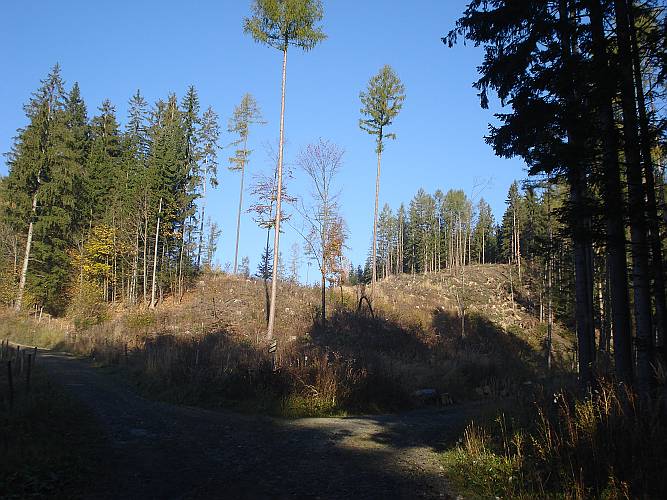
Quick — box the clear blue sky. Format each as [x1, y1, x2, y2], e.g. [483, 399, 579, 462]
[0, 0, 527, 283]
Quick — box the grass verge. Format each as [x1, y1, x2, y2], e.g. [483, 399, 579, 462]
[440, 382, 667, 499]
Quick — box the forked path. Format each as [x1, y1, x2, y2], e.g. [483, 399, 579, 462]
[37, 348, 486, 499]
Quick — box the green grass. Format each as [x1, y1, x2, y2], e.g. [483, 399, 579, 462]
[0, 366, 105, 499]
[440, 447, 520, 499]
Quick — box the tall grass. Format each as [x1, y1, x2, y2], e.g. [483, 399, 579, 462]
[441, 381, 667, 498]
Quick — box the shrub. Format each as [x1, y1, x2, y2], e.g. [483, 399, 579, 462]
[67, 281, 107, 331]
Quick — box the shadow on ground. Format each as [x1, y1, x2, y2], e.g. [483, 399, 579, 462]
[34, 348, 494, 499]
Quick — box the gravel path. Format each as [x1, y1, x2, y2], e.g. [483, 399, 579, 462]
[35, 348, 485, 499]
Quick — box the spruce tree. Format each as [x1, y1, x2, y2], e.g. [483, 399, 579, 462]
[359, 65, 405, 294]
[7, 65, 82, 313]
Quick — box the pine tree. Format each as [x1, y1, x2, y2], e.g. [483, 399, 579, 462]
[359, 65, 405, 294]
[228, 93, 264, 274]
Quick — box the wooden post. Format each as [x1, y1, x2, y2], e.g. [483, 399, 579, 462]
[7, 361, 13, 410]
[25, 354, 32, 394]
[33, 346, 37, 365]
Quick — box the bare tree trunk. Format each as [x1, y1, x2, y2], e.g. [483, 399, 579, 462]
[15, 191, 38, 312]
[143, 206, 149, 304]
[150, 198, 162, 309]
[321, 271, 326, 330]
[263, 229, 271, 324]
[131, 220, 139, 304]
[197, 171, 207, 270]
[371, 144, 382, 297]
[233, 137, 248, 275]
[267, 46, 288, 341]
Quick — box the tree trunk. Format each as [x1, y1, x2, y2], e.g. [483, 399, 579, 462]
[266, 46, 288, 341]
[371, 144, 383, 296]
[143, 205, 149, 304]
[321, 271, 326, 330]
[264, 229, 271, 325]
[588, 0, 634, 382]
[614, 0, 654, 394]
[150, 198, 162, 309]
[629, 4, 667, 356]
[197, 171, 207, 270]
[15, 191, 38, 312]
[560, 0, 596, 387]
[233, 138, 248, 275]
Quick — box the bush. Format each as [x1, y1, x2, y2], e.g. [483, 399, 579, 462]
[67, 281, 107, 331]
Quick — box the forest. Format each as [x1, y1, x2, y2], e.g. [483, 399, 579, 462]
[1, 0, 667, 498]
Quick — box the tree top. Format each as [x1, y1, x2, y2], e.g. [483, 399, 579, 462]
[243, 0, 326, 52]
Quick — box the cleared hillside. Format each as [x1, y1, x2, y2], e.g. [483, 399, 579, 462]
[2, 264, 574, 414]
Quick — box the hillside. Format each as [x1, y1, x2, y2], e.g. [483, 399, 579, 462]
[3, 263, 574, 415]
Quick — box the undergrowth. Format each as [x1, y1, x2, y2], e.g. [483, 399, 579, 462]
[0, 363, 104, 498]
[441, 381, 667, 498]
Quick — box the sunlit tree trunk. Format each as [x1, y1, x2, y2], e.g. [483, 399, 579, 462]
[267, 45, 288, 341]
[233, 136, 249, 275]
[150, 198, 162, 309]
[15, 191, 38, 312]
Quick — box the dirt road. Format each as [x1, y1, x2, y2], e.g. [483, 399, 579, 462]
[36, 348, 485, 499]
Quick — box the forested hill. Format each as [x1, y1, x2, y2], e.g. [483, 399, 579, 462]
[0, 68, 221, 315]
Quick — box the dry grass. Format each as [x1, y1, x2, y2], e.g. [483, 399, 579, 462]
[0, 266, 574, 416]
[441, 382, 667, 498]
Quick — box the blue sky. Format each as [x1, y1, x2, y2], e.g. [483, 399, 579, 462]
[0, 1, 527, 283]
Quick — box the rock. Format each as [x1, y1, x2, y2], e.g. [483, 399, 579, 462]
[412, 388, 439, 405]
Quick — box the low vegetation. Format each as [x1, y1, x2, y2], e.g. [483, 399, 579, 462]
[441, 382, 667, 499]
[0, 350, 104, 498]
[0, 266, 573, 418]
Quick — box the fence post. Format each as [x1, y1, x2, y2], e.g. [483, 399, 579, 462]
[7, 361, 13, 410]
[25, 354, 32, 394]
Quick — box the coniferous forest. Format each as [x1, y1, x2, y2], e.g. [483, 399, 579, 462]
[2, 1, 667, 498]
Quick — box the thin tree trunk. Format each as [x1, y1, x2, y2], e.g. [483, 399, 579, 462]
[264, 229, 271, 325]
[233, 137, 248, 275]
[143, 204, 148, 304]
[197, 171, 207, 270]
[150, 198, 162, 309]
[321, 271, 326, 330]
[131, 220, 139, 304]
[371, 144, 383, 296]
[266, 46, 288, 341]
[15, 191, 38, 312]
